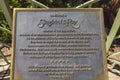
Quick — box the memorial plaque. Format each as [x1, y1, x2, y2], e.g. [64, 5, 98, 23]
[11, 8, 108, 80]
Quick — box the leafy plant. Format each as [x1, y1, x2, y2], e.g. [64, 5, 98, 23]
[0, 0, 31, 47]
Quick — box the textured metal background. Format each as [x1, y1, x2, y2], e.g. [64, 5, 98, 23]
[11, 9, 107, 80]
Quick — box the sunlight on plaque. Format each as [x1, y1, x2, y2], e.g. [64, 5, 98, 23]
[11, 8, 108, 80]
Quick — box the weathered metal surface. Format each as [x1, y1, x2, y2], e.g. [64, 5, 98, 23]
[11, 8, 108, 80]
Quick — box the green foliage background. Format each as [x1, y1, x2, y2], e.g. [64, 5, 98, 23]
[0, 0, 32, 46]
[37, 0, 85, 8]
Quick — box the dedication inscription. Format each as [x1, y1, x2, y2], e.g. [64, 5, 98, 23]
[11, 8, 108, 80]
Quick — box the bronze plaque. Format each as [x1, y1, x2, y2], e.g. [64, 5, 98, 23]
[11, 8, 108, 80]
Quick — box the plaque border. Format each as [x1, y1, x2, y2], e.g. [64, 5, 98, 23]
[11, 8, 108, 80]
